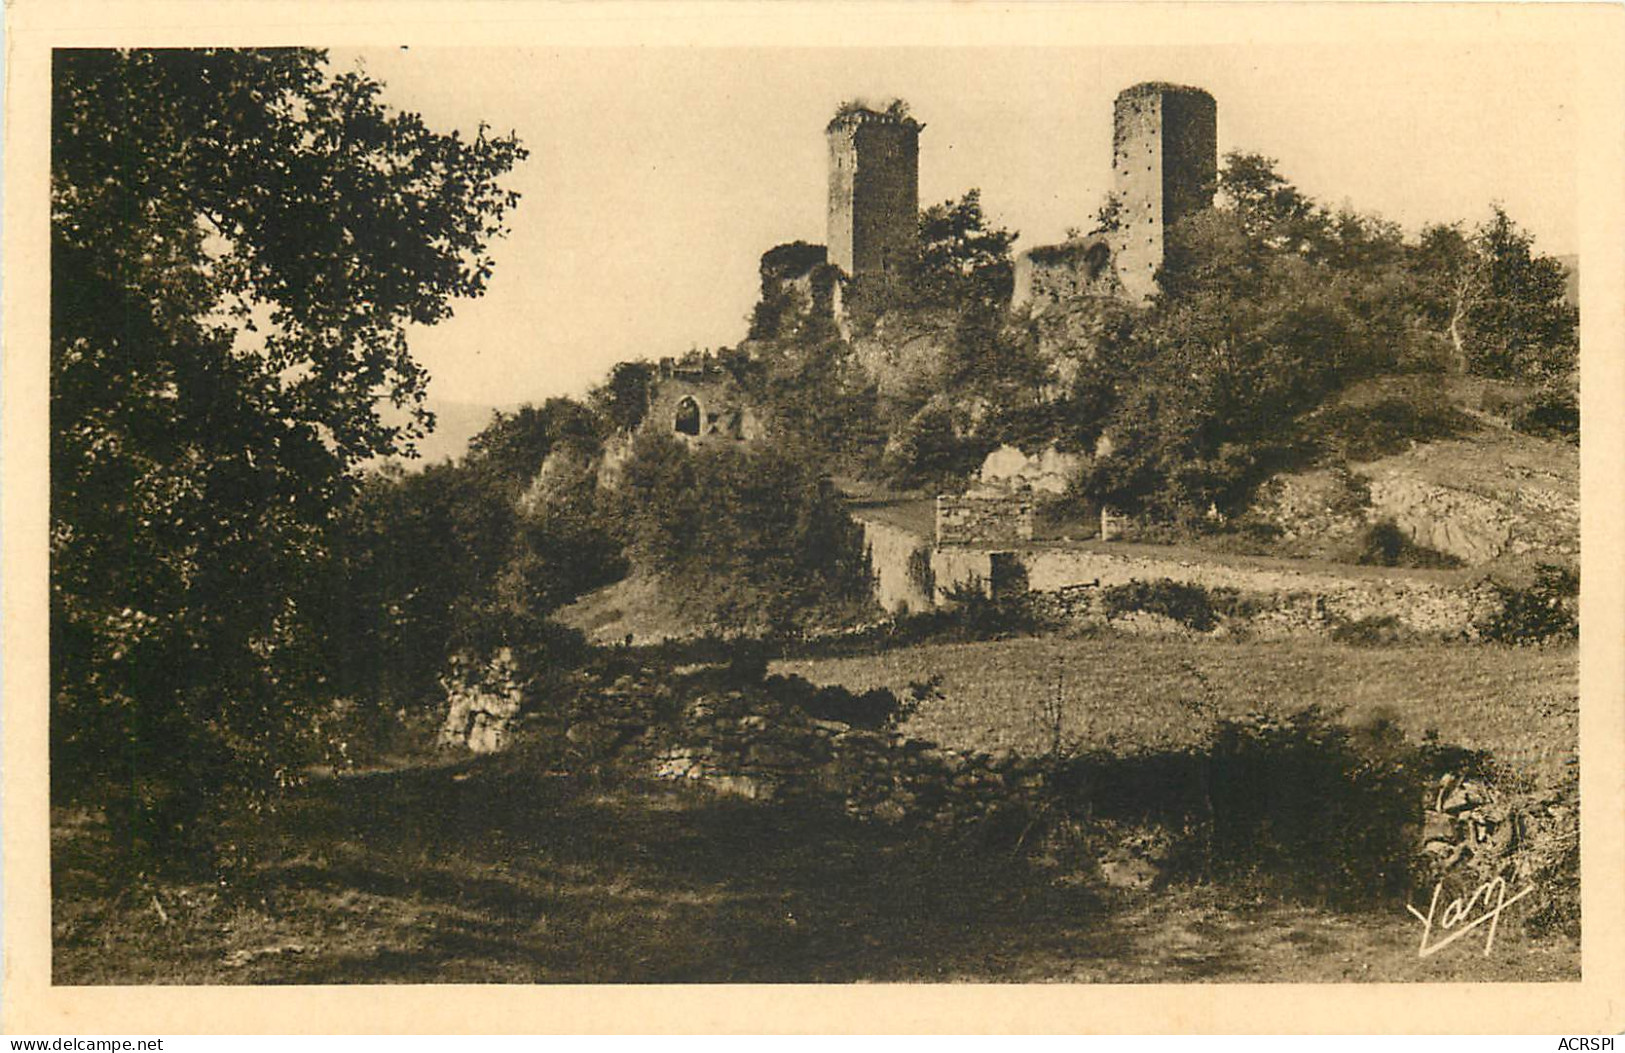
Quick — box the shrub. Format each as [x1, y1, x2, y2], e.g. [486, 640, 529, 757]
[1206, 586, 1272, 622]
[1307, 393, 1471, 462]
[905, 543, 936, 603]
[1100, 579, 1219, 632]
[1477, 564, 1579, 645]
[617, 434, 878, 633]
[1204, 706, 1424, 901]
[1512, 384, 1579, 441]
[1355, 519, 1462, 569]
[1327, 613, 1408, 647]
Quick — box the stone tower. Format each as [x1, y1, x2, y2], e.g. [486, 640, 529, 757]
[1110, 82, 1217, 301]
[826, 105, 922, 282]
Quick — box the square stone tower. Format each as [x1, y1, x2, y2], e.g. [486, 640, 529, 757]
[1110, 83, 1217, 301]
[826, 105, 922, 282]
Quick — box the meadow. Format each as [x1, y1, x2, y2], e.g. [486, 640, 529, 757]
[775, 635, 1578, 781]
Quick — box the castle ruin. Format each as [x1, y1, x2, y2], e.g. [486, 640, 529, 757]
[1110, 83, 1218, 300]
[825, 105, 922, 283]
[643, 85, 1216, 447]
[1015, 82, 1218, 307]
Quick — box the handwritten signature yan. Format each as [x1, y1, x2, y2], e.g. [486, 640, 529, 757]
[1406, 876, 1536, 958]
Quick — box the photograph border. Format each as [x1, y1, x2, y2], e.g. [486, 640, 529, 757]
[5, 0, 1623, 1034]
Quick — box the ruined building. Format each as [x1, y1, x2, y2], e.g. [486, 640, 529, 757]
[645, 351, 763, 448]
[1110, 82, 1218, 300]
[826, 105, 922, 283]
[1015, 82, 1218, 308]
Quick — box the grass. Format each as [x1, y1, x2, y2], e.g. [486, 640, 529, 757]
[773, 635, 1577, 781]
[53, 754, 1577, 985]
[53, 627, 1578, 986]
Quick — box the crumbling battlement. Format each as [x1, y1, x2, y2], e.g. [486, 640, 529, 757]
[1014, 82, 1218, 309]
[647, 352, 763, 447]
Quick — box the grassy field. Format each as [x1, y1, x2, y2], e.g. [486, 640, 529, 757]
[53, 630, 1578, 986]
[774, 635, 1578, 781]
[52, 755, 1577, 985]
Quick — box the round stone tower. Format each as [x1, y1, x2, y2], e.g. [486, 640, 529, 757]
[1110, 83, 1218, 301]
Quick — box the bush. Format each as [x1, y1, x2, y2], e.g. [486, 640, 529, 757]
[1355, 519, 1462, 569]
[1306, 392, 1472, 462]
[617, 434, 878, 634]
[1327, 613, 1408, 647]
[1204, 706, 1425, 901]
[1100, 579, 1219, 632]
[1512, 384, 1579, 441]
[905, 543, 936, 603]
[1477, 564, 1579, 645]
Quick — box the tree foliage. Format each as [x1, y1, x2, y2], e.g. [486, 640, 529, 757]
[1068, 153, 1578, 520]
[1412, 206, 1577, 382]
[50, 48, 525, 867]
[908, 189, 1018, 311]
[615, 435, 875, 633]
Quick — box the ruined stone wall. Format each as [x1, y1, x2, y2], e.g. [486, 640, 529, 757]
[1011, 236, 1118, 313]
[928, 544, 1499, 638]
[643, 367, 762, 448]
[827, 112, 920, 281]
[1111, 83, 1216, 302]
[935, 494, 1035, 547]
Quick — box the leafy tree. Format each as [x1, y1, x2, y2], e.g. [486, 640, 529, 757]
[617, 435, 875, 633]
[754, 336, 887, 477]
[1080, 178, 1407, 518]
[1217, 151, 1331, 256]
[50, 48, 525, 868]
[588, 360, 658, 433]
[464, 397, 604, 497]
[908, 189, 1018, 310]
[1413, 206, 1577, 382]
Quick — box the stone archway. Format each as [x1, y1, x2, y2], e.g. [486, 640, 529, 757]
[674, 395, 701, 436]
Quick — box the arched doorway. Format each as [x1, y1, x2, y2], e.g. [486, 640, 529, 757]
[674, 395, 701, 436]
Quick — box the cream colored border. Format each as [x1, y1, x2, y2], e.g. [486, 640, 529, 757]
[5, 1, 1623, 1035]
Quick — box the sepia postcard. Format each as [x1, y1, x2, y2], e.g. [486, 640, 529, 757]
[4, 0, 1624, 1036]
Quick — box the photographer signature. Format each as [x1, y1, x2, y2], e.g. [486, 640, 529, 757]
[1406, 875, 1535, 957]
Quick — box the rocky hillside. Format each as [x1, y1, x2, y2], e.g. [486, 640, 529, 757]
[1252, 410, 1576, 578]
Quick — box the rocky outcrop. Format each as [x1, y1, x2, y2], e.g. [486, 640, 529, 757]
[1358, 435, 1578, 568]
[977, 444, 1085, 496]
[437, 649, 525, 754]
[1364, 476, 1511, 564]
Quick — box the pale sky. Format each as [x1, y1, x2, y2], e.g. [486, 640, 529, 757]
[331, 42, 1579, 409]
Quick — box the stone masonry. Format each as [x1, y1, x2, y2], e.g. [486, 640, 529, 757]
[826, 107, 922, 283]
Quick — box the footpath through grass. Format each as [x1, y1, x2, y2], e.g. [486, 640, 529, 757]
[53, 755, 1577, 985]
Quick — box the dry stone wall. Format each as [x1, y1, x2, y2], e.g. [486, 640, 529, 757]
[651, 684, 1055, 833]
[928, 544, 1500, 639]
[935, 494, 1034, 547]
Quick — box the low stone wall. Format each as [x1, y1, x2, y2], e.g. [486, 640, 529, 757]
[652, 686, 1052, 833]
[927, 544, 1499, 638]
[935, 494, 1034, 547]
